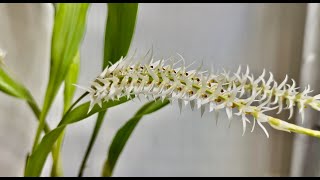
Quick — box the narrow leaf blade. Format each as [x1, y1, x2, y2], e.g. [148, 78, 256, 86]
[43, 3, 90, 118]
[64, 51, 80, 112]
[24, 96, 131, 177]
[78, 110, 107, 177]
[0, 67, 33, 102]
[78, 3, 139, 176]
[32, 3, 90, 153]
[60, 96, 132, 126]
[102, 99, 170, 177]
[104, 3, 138, 66]
[50, 50, 80, 177]
[25, 126, 65, 177]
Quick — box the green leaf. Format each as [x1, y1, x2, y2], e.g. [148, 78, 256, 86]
[63, 51, 80, 113]
[32, 3, 90, 151]
[0, 67, 34, 102]
[0, 67, 50, 132]
[102, 99, 170, 177]
[78, 3, 139, 176]
[104, 3, 138, 66]
[24, 96, 132, 177]
[78, 110, 107, 177]
[25, 126, 65, 177]
[0, 56, 53, 176]
[45, 3, 89, 116]
[50, 51, 80, 177]
[60, 96, 133, 126]
[50, 132, 64, 177]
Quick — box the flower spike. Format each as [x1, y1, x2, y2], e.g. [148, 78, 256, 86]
[79, 53, 320, 139]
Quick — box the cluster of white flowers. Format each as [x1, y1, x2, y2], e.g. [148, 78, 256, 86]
[80, 53, 320, 138]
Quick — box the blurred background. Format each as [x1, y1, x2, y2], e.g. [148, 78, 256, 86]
[0, 3, 319, 177]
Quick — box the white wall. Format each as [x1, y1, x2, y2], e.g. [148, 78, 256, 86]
[0, 3, 307, 177]
[0, 3, 53, 176]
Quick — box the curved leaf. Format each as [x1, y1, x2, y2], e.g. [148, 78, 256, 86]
[33, 3, 90, 151]
[102, 99, 170, 177]
[44, 3, 89, 117]
[24, 96, 132, 177]
[51, 51, 81, 177]
[0, 66, 50, 133]
[60, 96, 133, 126]
[25, 126, 65, 177]
[0, 67, 34, 102]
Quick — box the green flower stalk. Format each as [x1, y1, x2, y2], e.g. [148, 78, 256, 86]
[78, 53, 320, 138]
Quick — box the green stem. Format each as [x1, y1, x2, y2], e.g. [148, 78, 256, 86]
[24, 96, 53, 175]
[50, 130, 65, 177]
[49, 92, 89, 176]
[268, 117, 320, 138]
[58, 92, 89, 126]
[31, 96, 51, 152]
[27, 99, 50, 133]
[78, 110, 107, 177]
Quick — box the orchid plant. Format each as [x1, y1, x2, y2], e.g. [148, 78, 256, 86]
[0, 3, 319, 177]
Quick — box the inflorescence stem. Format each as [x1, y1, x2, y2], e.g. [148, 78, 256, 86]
[78, 53, 320, 139]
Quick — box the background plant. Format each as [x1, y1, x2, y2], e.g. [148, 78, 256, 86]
[0, 3, 169, 177]
[0, 3, 319, 177]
